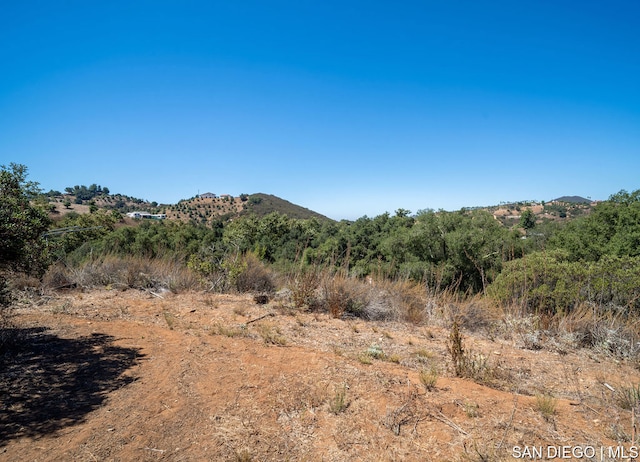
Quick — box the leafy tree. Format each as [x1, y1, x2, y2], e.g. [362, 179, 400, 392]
[520, 209, 536, 230]
[0, 164, 52, 276]
[0, 164, 52, 331]
[549, 189, 640, 261]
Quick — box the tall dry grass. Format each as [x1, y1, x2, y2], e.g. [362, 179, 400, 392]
[42, 252, 640, 365]
[45, 254, 202, 293]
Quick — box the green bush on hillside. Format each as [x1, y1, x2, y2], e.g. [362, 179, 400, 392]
[488, 250, 640, 314]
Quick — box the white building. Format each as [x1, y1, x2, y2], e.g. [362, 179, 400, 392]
[127, 212, 166, 220]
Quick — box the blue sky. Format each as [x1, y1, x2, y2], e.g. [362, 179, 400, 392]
[1, 1, 638, 220]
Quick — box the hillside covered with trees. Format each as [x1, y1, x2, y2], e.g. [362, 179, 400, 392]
[35, 174, 640, 318]
[3, 163, 640, 339]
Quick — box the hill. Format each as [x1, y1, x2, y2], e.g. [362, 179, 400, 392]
[486, 197, 595, 228]
[44, 188, 331, 224]
[241, 193, 329, 220]
[164, 193, 330, 224]
[551, 195, 592, 204]
[44, 183, 595, 228]
[3, 288, 638, 461]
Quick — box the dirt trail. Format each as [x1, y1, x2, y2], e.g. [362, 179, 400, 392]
[1, 289, 638, 461]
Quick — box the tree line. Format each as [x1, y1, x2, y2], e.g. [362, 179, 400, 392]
[4, 163, 640, 317]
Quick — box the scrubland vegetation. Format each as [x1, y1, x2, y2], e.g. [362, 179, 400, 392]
[4, 163, 640, 365]
[6, 163, 640, 459]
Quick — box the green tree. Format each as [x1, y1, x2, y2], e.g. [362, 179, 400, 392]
[549, 189, 640, 261]
[0, 164, 52, 276]
[1, 164, 52, 327]
[520, 209, 536, 230]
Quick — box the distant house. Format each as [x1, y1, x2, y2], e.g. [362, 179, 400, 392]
[200, 192, 217, 199]
[219, 194, 232, 199]
[127, 211, 166, 220]
[127, 211, 150, 219]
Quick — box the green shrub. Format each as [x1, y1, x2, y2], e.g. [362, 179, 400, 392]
[488, 251, 640, 315]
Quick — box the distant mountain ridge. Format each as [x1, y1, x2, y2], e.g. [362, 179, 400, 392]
[45, 189, 331, 223]
[162, 192, 331, 224]
[45, 184, 595, 224]
[242, 193, 328, 220]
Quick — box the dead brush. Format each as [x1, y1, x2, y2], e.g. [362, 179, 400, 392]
[447, 318, 509, 387]
[42, 262, 74, 289]
[382, 387, 424, 436]
[320, 273, 370, 318]
[457, 295, 501, 334]
[615, 383, 640, 410]
[154, 259, 202, 293]
[556, 303, 640, 361]
[62, 254, 202, 292]
[391, 279, 426, 324]
[288, 267, 320, 309]
[448, 318, 466, 377]
[371, 278, 426, 323]
[425, 282, 464, 323]
[235, 253, 275, 295]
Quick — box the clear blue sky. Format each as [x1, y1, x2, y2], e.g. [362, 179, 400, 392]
[1, 1, 638, 220]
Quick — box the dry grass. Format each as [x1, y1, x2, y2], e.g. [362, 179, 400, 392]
[211, 322, 248, 338]
[54, 255, 202, 293]
[535, 393, 557, 421]
[328, 384, 350, 414]
[615, 383, 640, 410]
[365, 278, 426, 322]
[163, 310, 177, 329]
[288, 267, 320, 309]
[419, 366, 439, 391]
[320, 273, 370, 318]
[40, 254, 640, 379]
[255, 322, 287, 346]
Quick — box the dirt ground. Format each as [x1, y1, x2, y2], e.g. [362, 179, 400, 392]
[2, 289, 640, 461]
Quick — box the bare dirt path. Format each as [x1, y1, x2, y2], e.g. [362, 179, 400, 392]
[1, 289, 639, 461]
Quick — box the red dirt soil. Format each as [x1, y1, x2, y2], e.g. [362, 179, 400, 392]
[2, 289, 639, 461]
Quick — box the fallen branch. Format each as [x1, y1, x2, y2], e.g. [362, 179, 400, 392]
[433, 411, 468, 436]
[145, 289, 165, 299]
[245, 312, 275, 325]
